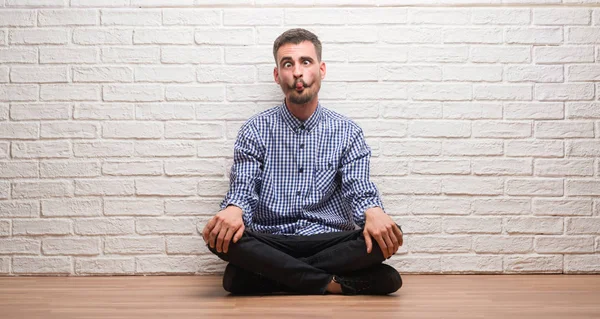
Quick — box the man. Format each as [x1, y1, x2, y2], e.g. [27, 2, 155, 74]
[202, 28, 403, 295]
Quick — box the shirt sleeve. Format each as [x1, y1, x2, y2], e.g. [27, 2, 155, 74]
[339, 126, 385, 228]
[220, 122, 264, 226]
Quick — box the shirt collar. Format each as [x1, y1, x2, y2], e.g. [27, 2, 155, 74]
[279, 99, 323, 133]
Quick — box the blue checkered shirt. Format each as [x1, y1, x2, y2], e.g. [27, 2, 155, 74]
[220, 102, 385, 235]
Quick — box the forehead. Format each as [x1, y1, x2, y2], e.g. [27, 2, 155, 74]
[276, 41, 318, 61]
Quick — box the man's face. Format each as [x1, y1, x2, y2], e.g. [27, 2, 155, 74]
[274, 41, 326, 105]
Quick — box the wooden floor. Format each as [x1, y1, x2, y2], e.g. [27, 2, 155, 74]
[1, 275, 599, 319]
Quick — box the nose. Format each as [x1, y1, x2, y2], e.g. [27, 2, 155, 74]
[293, 64, 302, 78]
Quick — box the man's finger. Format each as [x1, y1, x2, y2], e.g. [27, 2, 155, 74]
[208, 220, 222, 249]
[215, 225, 227, 253]
[202, 217, 216, 243]
[233, 225, 245, 243]
[364, 231, 373, 253]
[393, 224, 403, 247]
[222, 227, 234, 254]
[375, 235, 388, 259]
[382, 232, 394, 258]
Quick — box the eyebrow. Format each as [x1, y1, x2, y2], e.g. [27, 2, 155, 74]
[279, 56, 315, 65]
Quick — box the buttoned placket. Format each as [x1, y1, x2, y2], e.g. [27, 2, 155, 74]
[295, 124, 308, 212]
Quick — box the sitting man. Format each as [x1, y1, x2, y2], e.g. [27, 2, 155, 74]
[202, 28, 403, 295]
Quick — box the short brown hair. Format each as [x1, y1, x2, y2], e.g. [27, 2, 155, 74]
[272, 28, 322, 65]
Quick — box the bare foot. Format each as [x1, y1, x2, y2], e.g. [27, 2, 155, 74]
[326, 278, 342, 294]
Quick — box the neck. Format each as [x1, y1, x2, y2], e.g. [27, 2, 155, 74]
[285, 97, 318, 122]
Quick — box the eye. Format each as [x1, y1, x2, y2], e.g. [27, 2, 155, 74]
[303, 60, 311, 65]
[283, 62, 292, 68]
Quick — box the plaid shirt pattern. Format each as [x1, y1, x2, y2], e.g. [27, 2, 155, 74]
[220, 102, 384, 235]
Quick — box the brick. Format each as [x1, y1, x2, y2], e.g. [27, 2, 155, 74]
[0, 161, 38, 178]
[568, 65, 600, 81]
[567, 102, 600, 119]
[504, 255, 562, 273]
[135, 141, 196, 157]
[565, 255, 600, 273]
[104, 199, 163, 216]
[347, 8, 408, 24]
[346, 83, 406, 100]
[164, 122, 223, 139]
[75, 179, 134, 196]
[13, 181, 73, 199]
[1, 182, 9, 199]
[443, 140, 503, 156]
[389, 257, 441, 274]
[104, 237, 164, 255]
[566, 218, 600, 234]
[382, 102, 442, 119]
[195, 103, 257, 120]
[506, 140, 564, 158]
[536, 236, 594, 253]
[131, 0, 195, 6]
[408, 236, 471, 253]
[197, 179, 229, 197]
[0, 238, 39, 254]
[444, 217, 502, 234]
[379, 65, 440, 82]
[535, 46, 594, 63]
[166, 85, 225, 102]
[102, 47, 159, 64]
[397, 217, 442, 234]
[198, 140, 234, 158]
[378, 178, 441, 195]
[409, 46, 468, 63]
[10, 103, 70, 120]
[162, 47, 221, 64]
[0, 143, 7, 159]
[163, 9, 220, 25]
[381, 140, 441, 156]
[134, 29, 193, 44]
[101, 9, 161, 26]
[166, 236, 204, 254]
[410, 84, 471, 101]
[42, 238, 100, 256]
[136, 256, 207, 274]
[505, 217, 563, 234]
[567, 27, 600, 44]
[6, 0, 65, 6]
[443, 66, 501, 82]
[409, 8, 470, 24]
[380, 27, 441, 44]
[534, 9, 591, 25]
[567, 180, 600, 196]
[165, 199, 221, 216]
[41, 161, 99, 178]
[474, 236, 533, 253]
[567, 140, 600, 157]
[0, 67, 7, 83]
[505, 27, 562, 44]
[472, 9, 530, 25]
[408, 121, 469, 138]
[135, 66, 195, 83]
[443, 178, 503, 195]
[506, 65, 563, 83]
[442, 256, 503, 274]
[471, 46, 530, 63]
[0, 10, 36, 26]
[41, 84, 100, 101]
[104, 84, 163, 102]
[75, 103, 134, 120]
[73, 29, 131, 45]
[0, 85, 38, 102]
[42, 199, 101, 217]
[370, 159, 409, 176]
[13, 257, 71, 275]
[0, 257, 8, 274]
[471, 199, 531, 215]
[533, 199, 593, 216]
[443, 28, 502, 44]
[0, 201, 39, 218]
[9, 29, 68, 44]
[39, 9, 97, 26]
[74, 141, 133, 158]
[472, 158, 531, 176]
[411, 160, 470, 175]
[135, 178, 197, 196]
[41, 47, 97, 64]
[41, 122, 98, 139]
[76, 258, 134, 275]
[474, 85, 532, 101]
[472, 121, 531, 138]
[506, 179, 563, 196]
[102, 122, 163, 139]
[136, 217, 196, 235]
[535, 121, 594, 139]
[504, 102, 563, 120]
[165, 159, 224, 176]
[73, 66, 133, 83]
[535, 159, 594, 177]
[325, 64, 378, 82]
[225, 46, 271, 64]
[535, 83, 595, 101]
[137, 104, 194, 120]
[224, 9, 281, 25]
[0, 221, 10, 237]
[12, 141, 71, 159]
[103, 161, 162, 176]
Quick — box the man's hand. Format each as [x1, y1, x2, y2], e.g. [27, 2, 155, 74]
[363, 207, 403, 259]
[202, 205, 245, 254]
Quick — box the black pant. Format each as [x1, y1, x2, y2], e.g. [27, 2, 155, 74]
[208, 228, 387, 294]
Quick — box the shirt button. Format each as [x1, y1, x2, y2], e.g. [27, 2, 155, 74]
[299, 124, 305, 130]
[298, 167, 304, 173]
[299, 144, 304, 149]
[296, 191, 301, 196]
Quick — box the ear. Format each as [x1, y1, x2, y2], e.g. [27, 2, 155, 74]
[273, 66, 280, 84]
[320, 61, 326, 80]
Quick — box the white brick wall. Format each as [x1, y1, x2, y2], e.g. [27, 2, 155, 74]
[0, 1, 599, 276]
